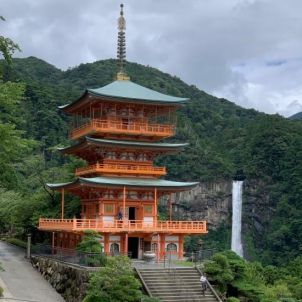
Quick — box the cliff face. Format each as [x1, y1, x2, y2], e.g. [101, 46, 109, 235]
[168, 179, 274, 257]
[172, 181, 232, 229]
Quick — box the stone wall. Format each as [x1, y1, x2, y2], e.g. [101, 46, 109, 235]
[31, 256, 95, 302]
[171, 181, 232, 229]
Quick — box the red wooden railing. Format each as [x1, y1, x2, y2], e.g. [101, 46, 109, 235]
[75, 162, 166, 177]
[70, 119, 175, 139]
[39, 218, 207, 234]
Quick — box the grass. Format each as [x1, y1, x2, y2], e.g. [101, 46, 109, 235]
[5, 238, 27, 249]
[171, 259, 195, 267]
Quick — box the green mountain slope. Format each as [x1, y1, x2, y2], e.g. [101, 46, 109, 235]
[289, 111, 302, 120]
[1, 57, 302, 265]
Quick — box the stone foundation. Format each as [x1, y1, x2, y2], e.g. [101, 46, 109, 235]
[31, 256, 96, 302]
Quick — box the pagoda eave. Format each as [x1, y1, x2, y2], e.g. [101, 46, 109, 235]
[47, 177, 199, 192]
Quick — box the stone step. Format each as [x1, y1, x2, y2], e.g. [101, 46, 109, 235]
[137, 267, 221, 302]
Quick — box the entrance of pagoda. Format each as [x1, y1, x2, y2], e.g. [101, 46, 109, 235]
[128, 237, 139, 258]
[128, 207, 136, 221]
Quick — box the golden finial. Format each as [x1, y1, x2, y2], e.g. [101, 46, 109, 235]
[116, 3, 130, 81]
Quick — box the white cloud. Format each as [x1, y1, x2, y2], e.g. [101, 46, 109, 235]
[1, 0, 302, 116]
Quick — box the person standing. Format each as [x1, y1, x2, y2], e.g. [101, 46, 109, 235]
[200, 274, 207, 296]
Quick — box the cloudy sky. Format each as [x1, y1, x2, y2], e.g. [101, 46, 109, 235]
[1, 0, 302, 116]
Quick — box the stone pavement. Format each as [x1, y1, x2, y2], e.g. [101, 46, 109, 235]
[0, 241, 64, 302]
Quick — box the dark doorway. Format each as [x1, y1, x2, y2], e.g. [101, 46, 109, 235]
[129, 207, 136, 220]
[128, 237, 139, 258]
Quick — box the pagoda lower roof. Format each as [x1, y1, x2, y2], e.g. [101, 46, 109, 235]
[47, 176, 198, 192]
[58, 137, 188, 154]
[59, 80, 188, 113]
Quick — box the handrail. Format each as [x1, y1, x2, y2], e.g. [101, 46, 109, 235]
[134, 267, 153, 297]
[196, 267, 223, 302]
[70, 119, 175, 139]
[75, 162, 166, 176]
[39, 218, 207, 233]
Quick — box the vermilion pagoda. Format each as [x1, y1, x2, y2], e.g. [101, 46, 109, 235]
[38, 4, 207, 260]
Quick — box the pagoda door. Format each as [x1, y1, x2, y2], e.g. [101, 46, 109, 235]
[86, 204, 98, 219]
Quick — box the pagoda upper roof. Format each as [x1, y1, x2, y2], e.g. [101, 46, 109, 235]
[47, 176, 198, 192]
[59, 137, 188, 154]
[59, 80, 188, 112]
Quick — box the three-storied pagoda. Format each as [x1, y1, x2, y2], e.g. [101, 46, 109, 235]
[39, 4, 207, 260]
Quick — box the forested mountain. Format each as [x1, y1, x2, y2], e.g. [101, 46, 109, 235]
[289, 111, 302, 120]
[1, 56, 302, 269]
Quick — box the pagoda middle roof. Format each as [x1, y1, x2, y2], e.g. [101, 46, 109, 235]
[58, 137, 188, 153]
[59, 80, 188, 112]
[47, 177, 198, 192]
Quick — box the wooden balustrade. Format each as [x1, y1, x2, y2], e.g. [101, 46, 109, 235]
[75, 162, 166, 177]
[70, 119, 175, 140]
[39, 218, 207, 234]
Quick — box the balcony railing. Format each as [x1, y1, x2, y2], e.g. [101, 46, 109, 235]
[39, 218, 207, 234]
[70, 119, 175, 140]
[75, 162, 166, 177]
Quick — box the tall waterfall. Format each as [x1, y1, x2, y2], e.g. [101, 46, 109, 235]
[231, 180, 244, 257]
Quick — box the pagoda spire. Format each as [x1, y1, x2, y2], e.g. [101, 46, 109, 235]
[116, 4, 130, 81]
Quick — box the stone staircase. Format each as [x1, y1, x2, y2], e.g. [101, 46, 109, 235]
[136, 267, 221, 302]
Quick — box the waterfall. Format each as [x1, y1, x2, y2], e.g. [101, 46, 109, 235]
[231, 180, 244, 257]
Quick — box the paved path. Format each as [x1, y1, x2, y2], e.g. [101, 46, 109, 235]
[0, 241, 64, 302]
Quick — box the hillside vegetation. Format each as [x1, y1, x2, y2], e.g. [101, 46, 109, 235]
[0, 57, 302, 268]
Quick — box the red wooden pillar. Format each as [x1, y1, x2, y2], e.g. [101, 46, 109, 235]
[156, 234, 160, 263]
[178, 235, 184, 260]
[61, 188, 65, 220]
[160, 234, 166, 260]
[123, 186, 126, 223]
[104, 234, 110, 255]
[124, 233, 128, 256]
[154, 188, 158, 223]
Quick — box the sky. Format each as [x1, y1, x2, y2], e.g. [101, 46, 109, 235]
[1, 0, 302, 117]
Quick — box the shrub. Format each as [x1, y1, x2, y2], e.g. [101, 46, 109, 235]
[227, 297, 240, 302]
[83, 256, 143, 302]
[6, 238, 27, 249]
[76, 230, 106, 267]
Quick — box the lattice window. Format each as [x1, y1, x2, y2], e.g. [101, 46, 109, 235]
[167, 243, 177, 252]
[144, 205, 153, 215]
[151, 243, 158, 252]
[104, 204, 114, 214]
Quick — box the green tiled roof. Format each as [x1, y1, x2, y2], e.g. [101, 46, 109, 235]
[58, 137, 188, 153]
[59, 80, 188, 110]
[47, 176, 198, 191]
[88, 80, 188, 103]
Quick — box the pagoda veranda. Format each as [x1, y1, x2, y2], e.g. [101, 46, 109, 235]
[38, 4, 207, 260]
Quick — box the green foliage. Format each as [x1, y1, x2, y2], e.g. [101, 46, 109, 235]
[0, 56, 301, 268]
[227, 298, 240, 302]
[83, 256, 143, 302]
[205, 251, 302, 302]
[76, 230, 106, 267]
[6, 238, 27, 249]
[0, 17, 20, 66]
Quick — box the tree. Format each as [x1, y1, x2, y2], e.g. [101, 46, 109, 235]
[76, 230, 106, 267]
[83, 256, 142, 302]
[0, 16, 20, 65]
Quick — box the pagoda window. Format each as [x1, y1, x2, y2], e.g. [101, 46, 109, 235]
[143, 205, 153, 215]
[106, 152, 116, 160]
[110, 243, 120, 255]
[104, 204, 115, 215]
[167, 243, 177, 252]
[151, 243, 158, 252]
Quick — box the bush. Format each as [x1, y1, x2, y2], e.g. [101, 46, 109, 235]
[76, 230, 106, 267]
[83, 256, 143, 302]
[227, 297, 240, 302]
[6, 238, 27, 249]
